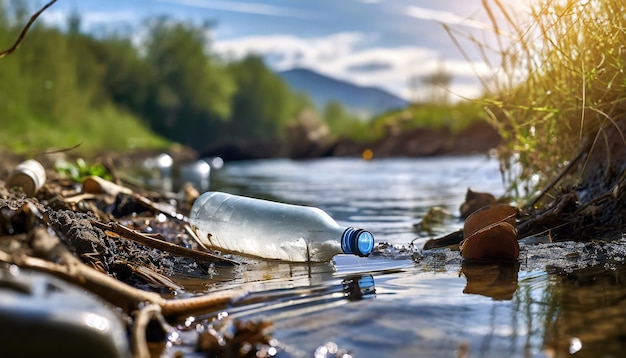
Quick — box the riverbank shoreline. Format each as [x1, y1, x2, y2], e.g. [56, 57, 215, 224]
[202, 120, 502, 161]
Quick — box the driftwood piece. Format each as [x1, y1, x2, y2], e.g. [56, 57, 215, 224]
[0, 227, 246, 317]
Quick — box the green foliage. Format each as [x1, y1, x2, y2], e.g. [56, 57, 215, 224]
[364, 102, 484, 141]
[320, 101, 376, 142]
[0, 3, 312, 156]
[317, 99, 485, 144]
[477, 0, 626, 201]
[226, 55, 301, 141]
[97, 36, 154, 114]
[0, 2, 169, 157]
[2, 3, 486, 158]
[55, 157, 112, 182]
[323, 101, 359, 135]
[396, 102, 484, 132]
[143, 17, 235, 136]
[0, 102, 168, 157]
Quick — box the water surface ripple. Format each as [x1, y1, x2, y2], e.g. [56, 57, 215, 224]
[174, 156, 626, 357]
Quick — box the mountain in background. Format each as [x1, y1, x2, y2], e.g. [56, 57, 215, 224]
[277, 68, 409, 119]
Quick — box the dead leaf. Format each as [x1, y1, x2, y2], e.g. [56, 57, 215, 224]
[459, 189, 497, 219]
[463, 204, 517, 239]
[460, 204, 519, 261]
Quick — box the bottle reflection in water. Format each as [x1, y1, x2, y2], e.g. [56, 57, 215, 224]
[342, 274, 376, 301]
[189, 191, 375, 262]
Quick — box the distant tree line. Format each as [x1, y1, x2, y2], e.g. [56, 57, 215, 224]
[0, 2, 370, 154]
[0, 2, 484, 157]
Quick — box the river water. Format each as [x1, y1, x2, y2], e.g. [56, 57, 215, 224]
[168, 156, 626, 357]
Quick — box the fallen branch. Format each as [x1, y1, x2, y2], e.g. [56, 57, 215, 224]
[0, 226, 246, 318]
[0, 246, 246, 316]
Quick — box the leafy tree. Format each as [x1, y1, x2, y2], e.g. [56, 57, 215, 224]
[323, 100, 364, 137]
[0, 2, 167, 156]
[408, 61, 453, 104]
[143, 17, 235, 144]
[0, 5, 324, 156]
[98, 36, 154, 115]
[225, 55, 301, 141]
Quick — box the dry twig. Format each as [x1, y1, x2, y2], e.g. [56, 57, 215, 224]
[91, 220, 240, 265]
[0, 0, 57, 59]
[133, 304, 167, 358]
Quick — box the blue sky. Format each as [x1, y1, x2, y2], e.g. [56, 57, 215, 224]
[35, 0, 529, 101]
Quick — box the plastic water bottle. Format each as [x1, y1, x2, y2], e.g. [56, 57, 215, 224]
[189, 191, 375, 262]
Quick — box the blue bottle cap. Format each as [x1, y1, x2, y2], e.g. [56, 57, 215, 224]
[341, 228, 375, 257]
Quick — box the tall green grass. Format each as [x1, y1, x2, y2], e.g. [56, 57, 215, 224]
[0, 104, 169, 158]
[473, 0, 626, 202]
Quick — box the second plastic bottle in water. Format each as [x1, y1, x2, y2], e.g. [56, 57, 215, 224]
[189, 191, 375, 262]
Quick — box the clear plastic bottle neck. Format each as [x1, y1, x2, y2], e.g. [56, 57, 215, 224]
[340, 227, 375, 257]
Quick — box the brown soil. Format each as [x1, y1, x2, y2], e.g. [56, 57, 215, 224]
[517, 118, 626, 242]
[0, 149, 276, 356]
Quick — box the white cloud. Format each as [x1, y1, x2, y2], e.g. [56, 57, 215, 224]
[214, 32, 490, 101]
[39, 9, 68, 27]
[215, 32, 366, 69]
[41, 9, 137, 29]
[39, 3, 494, 101]
[405, 5, 493, 31]
[157, 0, 316, 19]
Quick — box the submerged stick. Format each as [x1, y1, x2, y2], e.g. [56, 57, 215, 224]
[133, 304, 165, 358]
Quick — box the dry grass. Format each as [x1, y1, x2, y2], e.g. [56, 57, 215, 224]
[461, 0, 626, 202]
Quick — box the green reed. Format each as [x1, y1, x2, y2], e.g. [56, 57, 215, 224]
[468, 0, 626, 203]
